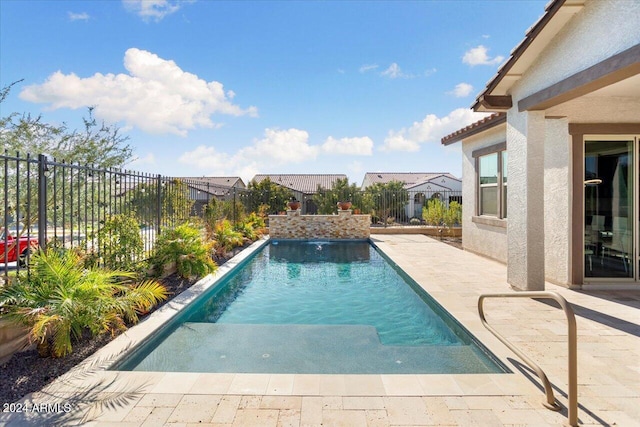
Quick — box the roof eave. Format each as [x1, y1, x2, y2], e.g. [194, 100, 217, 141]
[441, 113, 507, 145]
[472, 0, 586, 112]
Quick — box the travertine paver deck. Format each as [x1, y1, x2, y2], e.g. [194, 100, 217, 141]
[1, 234, 639, 426]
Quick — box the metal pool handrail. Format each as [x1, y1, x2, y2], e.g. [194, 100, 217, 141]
[478, 291, 577, 427]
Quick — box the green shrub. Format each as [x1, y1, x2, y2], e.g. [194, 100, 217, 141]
[244, 211, 266, 230]
[422, 198, 445, 226]
[234, 221, 257, 241]
[212, 220, 244, 257]
[443, 201, 462, 228]
[97, 214, 145, 271]
[0, 249, 167, 357]
[152, 223, 217, 279]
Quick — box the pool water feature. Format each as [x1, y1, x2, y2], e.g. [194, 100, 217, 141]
[114, 240, 507, 374]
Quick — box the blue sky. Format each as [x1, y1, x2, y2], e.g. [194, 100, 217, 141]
[1, 0, 547, 185]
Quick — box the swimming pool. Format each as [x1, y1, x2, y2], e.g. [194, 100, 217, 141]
[113, 240, 508, 374]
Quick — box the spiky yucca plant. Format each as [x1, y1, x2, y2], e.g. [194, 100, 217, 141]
[0, 249, 167, 358]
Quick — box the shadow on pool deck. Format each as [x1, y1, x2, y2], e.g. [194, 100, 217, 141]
[535, 297, 640, 338]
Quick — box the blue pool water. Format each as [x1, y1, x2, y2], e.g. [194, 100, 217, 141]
[114, 240, 507, 374]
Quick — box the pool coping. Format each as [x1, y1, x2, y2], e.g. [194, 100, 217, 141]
[34, 235, 543, 403]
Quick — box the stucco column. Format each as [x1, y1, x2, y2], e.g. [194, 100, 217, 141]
[506, 110, 545, 290]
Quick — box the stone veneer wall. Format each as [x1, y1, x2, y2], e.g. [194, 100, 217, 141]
[269, 210, 370, 239]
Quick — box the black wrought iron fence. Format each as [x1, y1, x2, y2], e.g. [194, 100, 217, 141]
[1, 151, 249, 277]
[308, 188, 462, 226]
[1, 150, 462, 277]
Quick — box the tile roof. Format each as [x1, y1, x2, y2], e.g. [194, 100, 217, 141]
[362, 172, 460, 188]
[178, 176, 245, 188]
[440, 112, 506, 145]
[251, 174, 348, 194]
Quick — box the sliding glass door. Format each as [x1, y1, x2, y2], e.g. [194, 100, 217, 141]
[584, 137, 636, 280]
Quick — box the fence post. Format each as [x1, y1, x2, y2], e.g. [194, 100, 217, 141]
[156, 174, 162, 235]
[37, 154, 48, 250]
[233, 187, 237, 225]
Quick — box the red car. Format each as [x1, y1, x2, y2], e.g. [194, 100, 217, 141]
[0, 228, 39, 267]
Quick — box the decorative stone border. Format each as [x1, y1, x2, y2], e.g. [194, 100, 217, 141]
[268, 210, 371, 239]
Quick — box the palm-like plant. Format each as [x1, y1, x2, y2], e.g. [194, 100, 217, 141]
[152, 223, 217, 279]
[212, 220, 244, 258]
[234, 221, 257, 241]
[0, 249, 167, 358]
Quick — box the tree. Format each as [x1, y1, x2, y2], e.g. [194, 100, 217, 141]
[443, 201, 462, 231]
[245, 178, 293, 214]
[312, 178, 362, 214]
[126, 179, 194, 228]
[423, 198, 445, 226]
[0, 81, 134, 248]
[364, 181, 409, 222]
[1, 82, 132, 167]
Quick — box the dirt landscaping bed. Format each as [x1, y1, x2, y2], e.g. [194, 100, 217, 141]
[0, 244, 250, 406]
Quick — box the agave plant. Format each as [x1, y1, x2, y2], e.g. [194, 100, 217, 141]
[0, 249, 167, 358]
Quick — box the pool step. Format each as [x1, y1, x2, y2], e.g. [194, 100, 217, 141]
[129, 323, 501, 374]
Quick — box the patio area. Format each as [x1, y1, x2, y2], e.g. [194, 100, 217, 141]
[1, 234, 638, 426]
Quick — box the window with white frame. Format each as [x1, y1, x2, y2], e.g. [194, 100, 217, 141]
[475, 143, 507, 218]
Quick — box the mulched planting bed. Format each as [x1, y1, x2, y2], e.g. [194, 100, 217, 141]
[0, 245, 250, 406]
[0, 272, 197, 405]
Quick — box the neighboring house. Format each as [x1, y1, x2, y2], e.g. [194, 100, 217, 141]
[442, 0, 640, 290]
[179, 177, 246, 214]
[361, 173, 462, 219]
[251, 174, 348, 214]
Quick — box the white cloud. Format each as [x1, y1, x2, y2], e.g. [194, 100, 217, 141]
[122, 0, 192, 22]
[359, 64, 379, 73]
[20, 48, 257, 136]
[381, 108, 491, 152]
[448, 82, 474, 98]
[380, 63, 414, 79]
[68, 12, 90, 21]
[381, 131, 421, 152]
[179, 128, 319, 181]
[179, 130, 376, 182]
[239, 128, 318, 165]
[322, 136, 373, 156]
[178, 145, 231, 172]
[462, 45, 504, 66]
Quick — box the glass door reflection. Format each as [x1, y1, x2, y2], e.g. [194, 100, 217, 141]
[584, 139, 634, 278]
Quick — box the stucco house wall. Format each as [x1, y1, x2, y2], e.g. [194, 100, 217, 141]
[543, 118, 572, 286]
[505, 0, 639, 287]
[444, 0, 640, 290]
[461, 125, 508, 263]
[511, 0, 640, 103]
